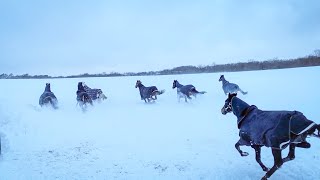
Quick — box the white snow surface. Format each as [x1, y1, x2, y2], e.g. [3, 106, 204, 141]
[0, 67, 320, 180]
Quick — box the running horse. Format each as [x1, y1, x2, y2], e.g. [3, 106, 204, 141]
[219, 75, 247, 95]
[172, 80, 206, 102]
[135, 80, 165, 103]
[221, 93, 320, 179]
[76, 82, 93, 110]
[39, 83, 58, 109]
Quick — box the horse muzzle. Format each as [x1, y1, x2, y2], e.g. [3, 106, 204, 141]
[221, 107, 227, 115]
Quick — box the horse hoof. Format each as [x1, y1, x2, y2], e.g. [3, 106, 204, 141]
[296, 142, 311, 148]
[262, 167, 269, 172]
[241, 152, 249, 156]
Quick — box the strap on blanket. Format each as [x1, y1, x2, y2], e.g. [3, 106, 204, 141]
[279, 115, 294, 149]
[238, 106, 255, 128]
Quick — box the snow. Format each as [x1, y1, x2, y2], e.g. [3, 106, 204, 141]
[0, 66, 320, 180]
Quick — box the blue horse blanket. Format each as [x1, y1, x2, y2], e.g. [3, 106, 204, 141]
[39, 84, 58, 108]
[232, 97, 316, 149]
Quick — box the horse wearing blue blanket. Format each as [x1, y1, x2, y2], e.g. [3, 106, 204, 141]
[219, 75, 247, 95]
[135, 80, 165, 103]
[39, 83, 58, 109]
[221, 93, 320, 179]
[76, 82, 93, 110]
[172, 80, 206, 102]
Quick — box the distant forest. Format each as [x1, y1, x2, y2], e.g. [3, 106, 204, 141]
[1, 51, 320, 79]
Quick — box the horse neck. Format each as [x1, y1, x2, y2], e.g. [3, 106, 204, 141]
[45, 86, 51, 92]
[175, 82, 183, 88]
[137, 83, 145, 90]
[222, 78, 229, 85]
[231, 97, 250, 119]
[78, 84, 85, 91]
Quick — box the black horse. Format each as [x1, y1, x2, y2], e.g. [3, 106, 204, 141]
[39, 83, 58, 109]
[135, 80, 165, 103]
[221, 93, 320, 179]
[172, 80, 206, 102]
[76, 82, 93, 110]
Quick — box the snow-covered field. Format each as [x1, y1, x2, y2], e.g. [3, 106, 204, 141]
[0, 67, 319, 180]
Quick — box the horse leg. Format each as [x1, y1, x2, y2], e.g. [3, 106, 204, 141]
[235, 140, 249, 156]
[283, 144, 296, 163]
[251, 145, 269, 171]
[262, 148, 283, 180]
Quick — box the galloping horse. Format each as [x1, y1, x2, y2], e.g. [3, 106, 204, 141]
[39, 83, 58, 109]
[172, 80, 206, 102]
[221, 93, 320, 179]
[135, 80, 165, 103]
[76, 82, 93, 111]
[219, 75, 247, 95]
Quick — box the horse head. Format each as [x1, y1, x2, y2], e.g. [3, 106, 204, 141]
[221, 93, 237, 115]
[135, 80, 142, 88]
[45, 83, 51, 92]
[172, 80, 178, 89]
[219, 75, 225, 82]
[78, 82, 85, 91]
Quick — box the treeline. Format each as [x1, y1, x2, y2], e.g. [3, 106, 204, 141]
[1, 54, 320, 79]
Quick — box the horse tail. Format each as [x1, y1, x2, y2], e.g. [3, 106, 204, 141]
[155, 89, 165, 95]
[191, 88, 206, 94]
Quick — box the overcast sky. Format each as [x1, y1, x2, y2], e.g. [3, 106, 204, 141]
[0, 0, 319, 76]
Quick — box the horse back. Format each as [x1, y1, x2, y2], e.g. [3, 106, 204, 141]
[140, 86, 158, 98]
[240, 109, 316, 148]
[40, 92, 57, 105]
[179, 85, 195, 95]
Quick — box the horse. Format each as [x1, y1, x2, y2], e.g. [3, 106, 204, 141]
[76, 82, 93, 111]
[83, 83, 107, 103]
[39, 83, 58, 109]
[219, 75, 247, 95]
[172, 80, 206, 102]
[135, 80, 165, 103]
[221, 93, 320, 179]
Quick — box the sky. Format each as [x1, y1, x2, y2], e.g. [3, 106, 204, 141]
[0, 0, 319, 76]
